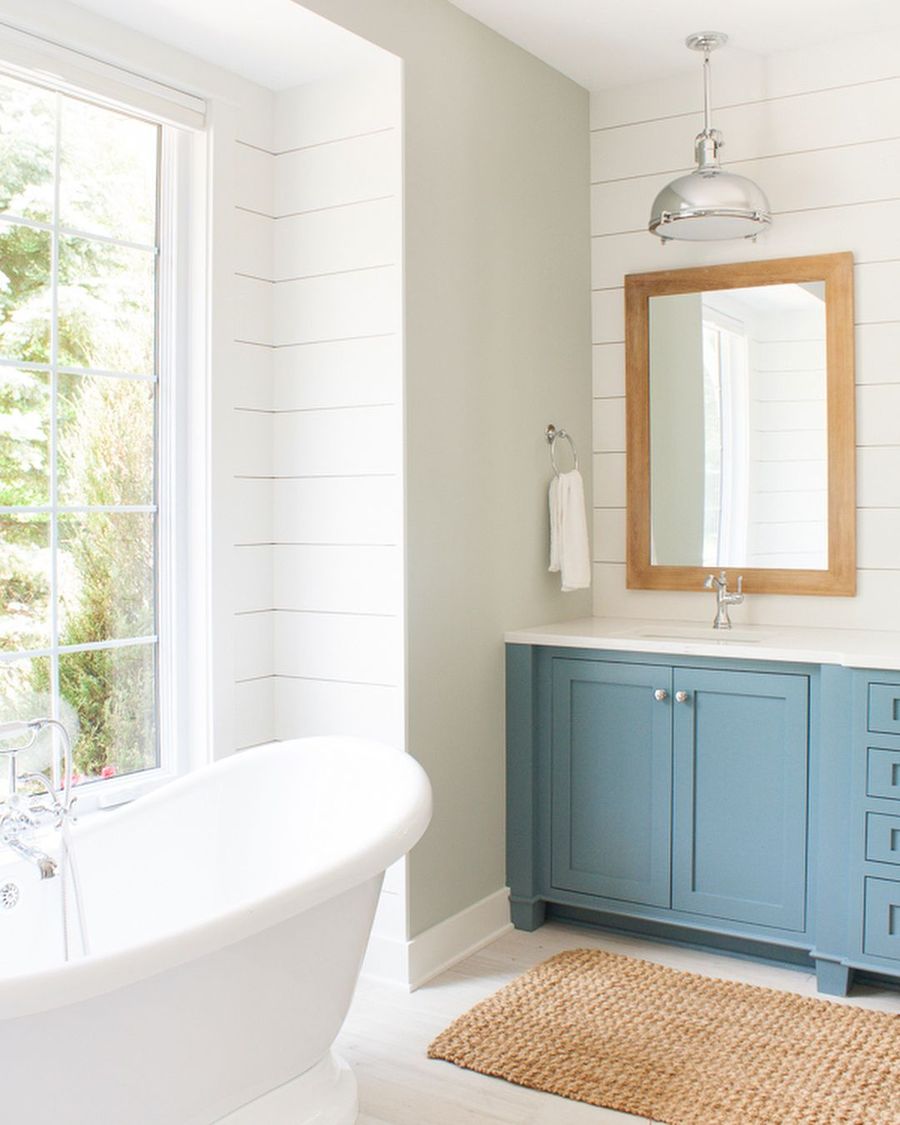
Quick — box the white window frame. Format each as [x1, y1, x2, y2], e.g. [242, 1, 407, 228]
[0, 33, 210, 816]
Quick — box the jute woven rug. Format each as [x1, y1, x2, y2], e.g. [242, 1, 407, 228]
[427, 949, 900, 1124]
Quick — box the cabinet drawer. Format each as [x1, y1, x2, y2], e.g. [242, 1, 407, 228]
[864, 877, 900, 961]
[867, 748, 900, 801]
[866, 813, 900, 866]
[867, 683, 900, 734]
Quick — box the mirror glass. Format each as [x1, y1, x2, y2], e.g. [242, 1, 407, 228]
[648, 282, 827, 570]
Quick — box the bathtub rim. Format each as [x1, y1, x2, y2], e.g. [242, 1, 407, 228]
[0, 737, 431, 1020]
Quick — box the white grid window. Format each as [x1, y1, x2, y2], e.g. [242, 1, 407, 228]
[0, 70, 163, 788]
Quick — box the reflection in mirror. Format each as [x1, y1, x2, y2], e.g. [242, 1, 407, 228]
[649, 283, 826, 571]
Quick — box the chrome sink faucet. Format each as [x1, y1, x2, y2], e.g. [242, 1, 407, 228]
[704, 571, 744, 630]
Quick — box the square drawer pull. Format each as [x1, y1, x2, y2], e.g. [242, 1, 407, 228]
[867, 748, 900, 800]
[864, 877, 900, 961]
[866, 813, 900, 866]
[867, 684, 900, 734]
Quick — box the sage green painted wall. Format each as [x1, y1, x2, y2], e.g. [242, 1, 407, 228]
[294, 0, 592, 937]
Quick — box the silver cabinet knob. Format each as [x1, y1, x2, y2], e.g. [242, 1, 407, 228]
[675, 690, 689, 703]
[654, 689, 668, 702]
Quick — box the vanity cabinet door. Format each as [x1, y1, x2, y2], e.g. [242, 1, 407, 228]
[551, 658, 672, 907]
[671, 668, 809, 931]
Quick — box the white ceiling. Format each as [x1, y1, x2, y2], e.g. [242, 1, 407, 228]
[64, 0, 380, 89]
[447, 0, 900, 90]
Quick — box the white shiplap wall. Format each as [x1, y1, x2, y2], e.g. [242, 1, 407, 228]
[590, 31, 900, 630]
[230, 61, 403, 752]
[232, 125, 277, 752]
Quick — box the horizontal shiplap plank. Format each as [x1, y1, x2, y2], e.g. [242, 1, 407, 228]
[593, 452, 626, 507]
[273, 476, 401, 544]
[273, 545, 401, 615]
[234, 611, 274, 681]
[749, 490, 827, 524]
[273, 63, 400, 152]
[275, 130, 400, 217]
[274, 677, 401, 746]
[273, 266, 400, 346]
[592, 139, 900, 237]
[234, 143, 274, 217]
[592, 397, 625, 453]
[234, 274, 273, 346]
[859, 508, 900, 570]
[274, 405, 401, 477]
[753, 369, 825, 402]
[274, 197, 400, 281]
[233, 343, 273, 412]
[859, 446, 900, 507]
[591, 289, 624, 344]
[592, 507, 626, 564]
[234, 206, 273, 281]
[856, 322, 900, 384]
[273, 334, 401, 412]
[754, 431, 827, 462]
[592, 343, 625, 398]
[749, 521, 827, 555]
[274, 612, 402, 685]
[233, 545, 273, 613]
[234, 677, 275, 751]
[592, 79, 900, 184]
[232, 410, 274, 478]
[234, 478, 274, 544]
[753, 400, 826, 432]
[752, 460, 827, 492]
[858, 384, 900, 446]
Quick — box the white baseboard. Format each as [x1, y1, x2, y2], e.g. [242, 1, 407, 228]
[361, 887, 512, 991]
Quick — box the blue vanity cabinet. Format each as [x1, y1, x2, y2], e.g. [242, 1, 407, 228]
[843, 674, 900, 989]
[507, 645, 816, 961]
[550, 658, 673, 908]
[671, 668, 809, 931]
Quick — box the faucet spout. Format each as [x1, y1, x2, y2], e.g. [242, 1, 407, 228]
[5, 835, 57, 879]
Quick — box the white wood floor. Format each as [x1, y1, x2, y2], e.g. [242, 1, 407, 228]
[337, 922, 900, 1125]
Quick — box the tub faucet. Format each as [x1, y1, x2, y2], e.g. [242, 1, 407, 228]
[704, 571, 743, 629]
[0, 812, 57, 879]
[0, 718, 76, 879]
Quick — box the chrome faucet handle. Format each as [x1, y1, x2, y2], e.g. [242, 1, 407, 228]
[736, 575, 743, 596]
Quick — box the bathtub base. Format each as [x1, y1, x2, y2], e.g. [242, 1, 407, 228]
[218, 1051, 358, 1125]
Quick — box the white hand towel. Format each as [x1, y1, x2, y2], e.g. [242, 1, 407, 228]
[548, 469, 591, 592]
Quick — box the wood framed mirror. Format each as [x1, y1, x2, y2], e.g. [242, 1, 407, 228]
[625, 252, 855, 595]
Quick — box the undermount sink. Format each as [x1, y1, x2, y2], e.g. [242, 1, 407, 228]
[636, 626, 762, 644]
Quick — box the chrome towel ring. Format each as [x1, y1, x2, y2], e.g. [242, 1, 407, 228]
[546, 424, 579, 476]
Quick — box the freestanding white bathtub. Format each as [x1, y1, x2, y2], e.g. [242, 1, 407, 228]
[0, 737, 432, 1124]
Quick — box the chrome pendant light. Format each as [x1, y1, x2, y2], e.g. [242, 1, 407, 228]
[649, 32, 772, 242]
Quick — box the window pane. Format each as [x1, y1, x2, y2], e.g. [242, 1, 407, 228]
[60, 642, 157, 783]
[58, 512, 155, 644]
[58, 237, 155, 375]
[58, 374, 154, 505]
[0, 74, 55, 223]
[0, 654, 52, 799]
[59, 98, 158, 245]
[0, 515, 50, 652]
[0, 224, 51, 363]
[0, 368, 50, 506]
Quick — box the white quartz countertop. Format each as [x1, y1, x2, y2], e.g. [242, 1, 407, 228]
[504, 617, 900, 671]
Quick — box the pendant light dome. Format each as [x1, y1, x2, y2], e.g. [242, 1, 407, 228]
[649, 32, 772, 242]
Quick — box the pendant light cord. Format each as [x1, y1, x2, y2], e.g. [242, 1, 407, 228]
[702, 49, 712, 135]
